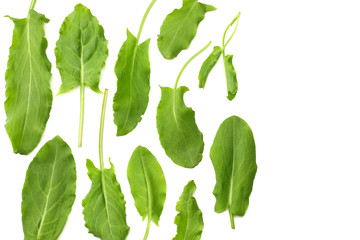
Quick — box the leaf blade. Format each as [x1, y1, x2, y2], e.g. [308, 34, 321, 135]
[22, 136, 76, 240]
[223, 54, 238, 101]
[198, 46, 222, 88]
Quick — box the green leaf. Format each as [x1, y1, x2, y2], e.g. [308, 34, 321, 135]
[113, 30, 150, 136]
[127, 146, 166, 239]
[55, 3, 108, 147]
[156, 86, 204, 168]
[82, 159, 130, 240]
[173, 180, 203, 240]
[223, 54, 238, 101]
[22, 136, 76, 240]
[157, 0, 216, 59]
[198, 46, 221, 88]
[4, 10, 52, 155]
[210, 116, 257, 229]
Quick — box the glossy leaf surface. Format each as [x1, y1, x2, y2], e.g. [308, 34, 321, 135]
[83, 159, 129, 240]
[113, 30, 151, 136]
[55, 3, 107, 94]
[22, 136, 76, 240]
[4, 10, 52, 155]
[210, 116, 257, 229]
[157, 0, 216, 59]
[198, 46, 221, 88]
[223, 54, 238, 100]
[173, 180, 203, 240]
[157, 86, 204, 168]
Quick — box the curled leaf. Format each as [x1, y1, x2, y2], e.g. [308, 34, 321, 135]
[198, 46, 221, 88]
[223, 54, 238, 100]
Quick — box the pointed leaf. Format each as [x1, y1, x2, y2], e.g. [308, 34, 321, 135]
[127, 146, 166, 226]
[156, 86, 204, 168]
[22, 136, 76, 240]
[173, 180, 203, 240]
[198, 46, 221, 88]
[83, 159, 130, 240]
[210, 116, 257, 228]
[157, 0, 216, 59]
[223, 54, 238, 101]
[113, 30, 151, 136]
[4, 10, 52, 155]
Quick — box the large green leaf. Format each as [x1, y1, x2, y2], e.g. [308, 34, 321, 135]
[223, 55, 238, 100]
[22, 136, 76, 240]
[156, 86, 204, 168]
[127, 146, 166, 239]
[82, 159, 129, 240]
[113, 30, 151, 136]
[210, 116, 257, 229]
[198, 46, 221, 88]
[173, 180, 203, 240]
[55, 3, 108, 147]
[157, 0, 216, 59]
[4, 10, 52, 155]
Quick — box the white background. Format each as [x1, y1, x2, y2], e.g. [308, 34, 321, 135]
[1, 0, 360, 239]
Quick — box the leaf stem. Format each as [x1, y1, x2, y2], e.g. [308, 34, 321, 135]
[99, 89, 108, 171]
[137, 0, 157, 43]
[229, 211, 235, 229]
[174, 41, 212, 89]
[78, 84, 85, 147]
[222, 12, 240, 52]
[28, 0, 37, 17]
[143, 217, 151, 240]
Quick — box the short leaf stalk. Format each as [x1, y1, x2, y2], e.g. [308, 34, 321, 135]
[78, 84, 85, 147]
[143, 216, 151, 240]
[28, 0, 37, 15]
[99, 89, 108, 170]
[174, 41, 212, 89]
[137, 0, 157, 44]
[222, 12, 240, 56]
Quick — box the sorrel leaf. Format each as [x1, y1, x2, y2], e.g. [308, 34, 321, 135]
[157, 0, 216, 59]
[223, 54, 237, 100]
[55, 3, 108, 147]
[173, 180, 203, 240]
[113, 0, 156, 136]
[156, 42, 210, 168]
[198, 46, 221, 88]
[210, 115, 257, 229]
[4, 2, 52, 155]
[83, 89, 129, 240]
[22, 136, 76, 240]
[127, 146, 166, 240]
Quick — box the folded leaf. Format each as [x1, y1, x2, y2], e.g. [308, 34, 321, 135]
[210, 116, 257, 229]
[55, 3, 108, 147]
[82, 159, 129, 240]
[127, 146, 166, 239]
[223, 55, 238, 101]
[198, 46, 221, 88]
[4, 10, 52, 155]
[157, 86, 204, 168]
[157, 0, 216, 59]
[113, 30, 150, 136]
[173, 180, 203, 240]
[22, 136, 76, 240]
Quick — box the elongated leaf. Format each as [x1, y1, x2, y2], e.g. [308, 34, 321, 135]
[173, 180, 203, 240]
[157, 86, 204, 168]
[157, 0, 216, 59]
[22, 136, 76, 240]
[83, 159, 129, 240]
[4, 10, 52, 155]
[223, 55, 238, 100]
[127, 146, 166, 239]
[198, 46, 221, 88]
[113, 30, 150, 136]
[210, 116, 257, 229]
[55, 4, 107, 94]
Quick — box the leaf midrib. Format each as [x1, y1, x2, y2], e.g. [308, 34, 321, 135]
[182, 192, 192, 239]
[228, 118, 236, 210]
[101, 170, 115, 239]
[140, 150, 152, 221]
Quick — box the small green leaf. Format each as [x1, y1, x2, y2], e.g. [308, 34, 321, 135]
[157, 0, 216, 59]
[210, 116, 257, 229]
[223, 54, 238, 100]
[4, 10, 52, 155]
[22, 136, 76, 240]
[113, 30, 150, 136]
[127, 146, 166, 239]
[156, 86, 204, 168]
[82, 159, 129, 240]
[198, 46, 221, 88]
[173, 180, 203, 240]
